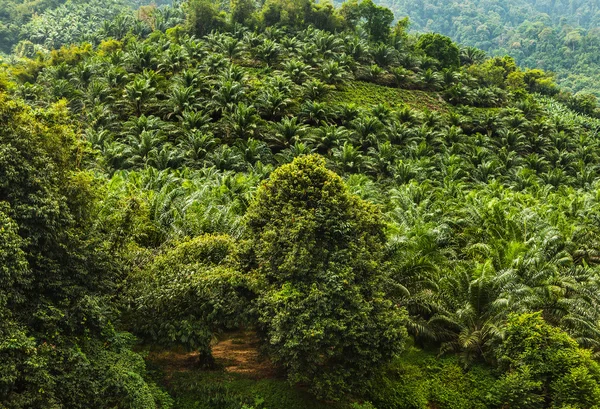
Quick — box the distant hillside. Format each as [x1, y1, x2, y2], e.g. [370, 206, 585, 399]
[0, 0, 176, 54]
[360, 0, 600, 96]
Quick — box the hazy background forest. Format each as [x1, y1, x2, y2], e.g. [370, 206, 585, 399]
[361, 0, 600, 96]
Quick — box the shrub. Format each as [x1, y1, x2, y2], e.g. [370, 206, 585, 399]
[128, 234, 251, 366]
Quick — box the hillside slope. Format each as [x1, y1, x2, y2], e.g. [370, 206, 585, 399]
[3, 1, 600, 408]
[364, 0, 600, 96]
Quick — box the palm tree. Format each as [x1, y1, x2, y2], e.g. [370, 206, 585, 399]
[163, 85, 201, 120]
[300, 100, 331, 125]
[268, 117, 308, 151]
[398, 53, 421, 71]
[179, 109, 212, 132]
[332, 141, 364, 173]
[174, 68, 202, 88]
[312, 31, 343, 58]
[254, 39, 281, 66]
[147, 143, 183, 170]
[158, 44, 188, 74]
[210, 79, 245, 114]
[367, 141, 397, 177]
[178, 131, 218, 166]
[121, 115, 167, 140]
[391, 66, 414, 88]
[302, 79, 331, 100]
[256, 88, 293, 121]
[460, 46, 487, 66]
[345, 36, 370, 63]
[319, 60, 349, 86]
[273, 142, 315, 164]
[122, 129, 166, 168]
[235, 138, 271, 165]
[224, 102, 259, 140]
[122, 76, 157, 117]
[283, 59, 312, 85]
[418, 69, 443, 91]
[431, 263, 506, 364]
[218, 36, 245, 61]
[307, 125, 350, 155]
[371, 43, 398, 67]
[220, 64, 248, 83]
[349, 116, 383, 149]
[125, 42, 159, 73]
[205, 145, 245, 171]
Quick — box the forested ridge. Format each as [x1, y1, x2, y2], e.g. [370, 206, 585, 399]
[2, 0, 600, 408]
[362, 0, 600, 97]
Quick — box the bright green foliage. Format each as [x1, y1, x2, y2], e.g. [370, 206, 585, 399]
[491, 313, 600, 409]
[0, 93, 169, 407]
[523, 69, 560, 96]
[247, 155, 408, 399]
[416, 33, 460, 69]
[328, 81, 448, 111]
[128, 234, 251, 364]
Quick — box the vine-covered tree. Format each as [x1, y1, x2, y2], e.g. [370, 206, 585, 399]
[0, 94, 168, 408]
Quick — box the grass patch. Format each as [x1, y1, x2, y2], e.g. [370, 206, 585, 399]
[145, 344, 497, 409]
[145, 339, 345, 409]
[156, 369, 344, 409]
[330, 81, 449, 112]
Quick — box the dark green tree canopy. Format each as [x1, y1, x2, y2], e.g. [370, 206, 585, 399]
[416, 33, 461, 69]
[492, 313, 600, 408]
[247, 155, 407, 399]
[0, 94, 168, 408]
[185, 0, 227, 37]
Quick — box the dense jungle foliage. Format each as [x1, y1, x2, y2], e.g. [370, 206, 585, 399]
[0, 0, 178, 54]
[362, 0, 600, 97]
[3, 0, 600, 408]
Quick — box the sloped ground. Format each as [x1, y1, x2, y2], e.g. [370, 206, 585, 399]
[211, 331, 279, 379]
[330, 81, 449, 112]
[146, 332, 340, 409]
[146, 330, 277, 380]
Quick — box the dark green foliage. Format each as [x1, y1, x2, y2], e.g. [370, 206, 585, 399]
[362, 0, 600, 96]
[416, 33, 460, 69]
[161, 370, 343, 409]
[491, 313, 600, 409]
[247, 155, 408, 399]
[231, 0, 258, 28]
[0, 0, 182, 54]
[339, 0, 393, 42]
[185, 0, 227, 38]
[359, 0, 394, 42]
[128, 234, 251, 364]
[0, 93, 168, 407]
[368, 347, 495, 409]
[4, 0, 600, 407]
